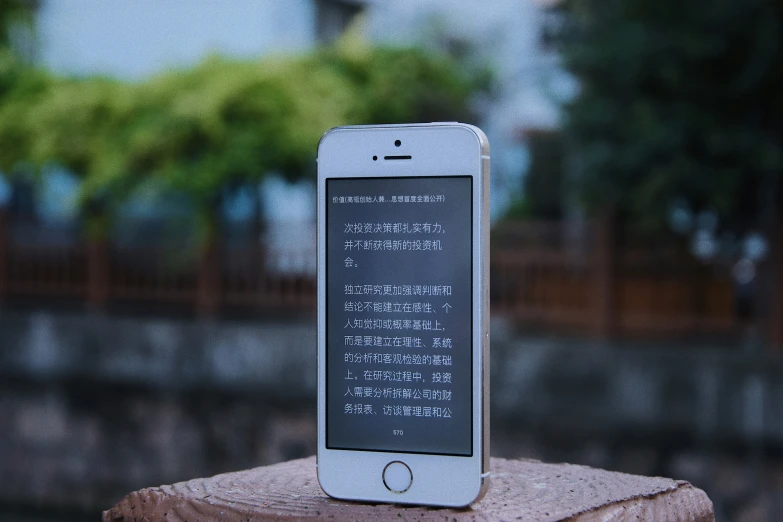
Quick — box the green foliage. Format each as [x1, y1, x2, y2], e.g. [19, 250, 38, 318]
[560, 0, 783, 230]
[105, 56, 353, 206]
[521, 131, 565, 220]
[0, 0, 33, 47]
[0, 40, 481, 238]
[0, 50, 51, 171]
[502, 196, 534, 221]
[501, 131, 566, 222]
[0, 0, 48, 169]
[318, 46, 478, 125]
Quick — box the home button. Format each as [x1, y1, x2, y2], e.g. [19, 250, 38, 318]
[382, 461, 412, 493]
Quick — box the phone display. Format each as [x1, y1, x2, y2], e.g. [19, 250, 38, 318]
[326, 176, 472, 456]
[316, 123, 489, 507]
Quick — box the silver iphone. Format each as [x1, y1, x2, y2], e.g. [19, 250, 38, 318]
[316, 123, 490, 507]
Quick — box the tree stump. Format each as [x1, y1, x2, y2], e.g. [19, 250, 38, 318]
[102, 456, 713, 521]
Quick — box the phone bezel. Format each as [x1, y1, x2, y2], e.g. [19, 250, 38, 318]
[316, 123, 489, 507]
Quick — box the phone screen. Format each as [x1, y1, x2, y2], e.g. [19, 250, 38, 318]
[326, 176, 473, 456]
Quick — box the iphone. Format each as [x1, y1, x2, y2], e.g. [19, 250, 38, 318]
[316, 123, 490, 507]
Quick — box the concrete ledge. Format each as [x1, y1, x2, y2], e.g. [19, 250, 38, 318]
[102, 456, 714, 521]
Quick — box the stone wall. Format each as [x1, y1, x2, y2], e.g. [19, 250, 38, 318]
[0, 311, 318, 514]
[1, 310, 782, 520]
[489, 327, 783, 444]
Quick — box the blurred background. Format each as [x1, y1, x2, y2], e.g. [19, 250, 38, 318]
[0, 0, 781, 520]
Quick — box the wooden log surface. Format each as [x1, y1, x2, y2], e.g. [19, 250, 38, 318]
[103, 456, 714, 522]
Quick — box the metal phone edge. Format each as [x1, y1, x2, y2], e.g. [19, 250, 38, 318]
[316, 122, 491, 506]
[464, 123, 491, 504]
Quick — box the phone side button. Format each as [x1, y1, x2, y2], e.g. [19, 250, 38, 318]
[382, 461, 412, 493]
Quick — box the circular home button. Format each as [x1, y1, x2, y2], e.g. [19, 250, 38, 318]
[382, 461, 412, 493]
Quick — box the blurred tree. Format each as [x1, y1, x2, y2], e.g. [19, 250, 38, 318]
[0, 75, 133, 235]
[0, 59, 50, 171]
[28, 78, 133, 235]
[318, 27, 481, 126]
[0, 0, 48, 218]
[0, 0, 38, 101]
[509, 131, 566, 221]
[106, 55, 358, 240]
[0, 31, 481, 240]
[0, 0, 34, 48]
[560, 0, 783, 232]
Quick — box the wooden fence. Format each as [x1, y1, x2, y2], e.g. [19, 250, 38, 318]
[490, 217, 741, 338]
[0, 212, 316, 316]
[0, 209, 780, 350]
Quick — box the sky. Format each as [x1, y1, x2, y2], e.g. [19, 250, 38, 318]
[37, 0, 315, 79]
